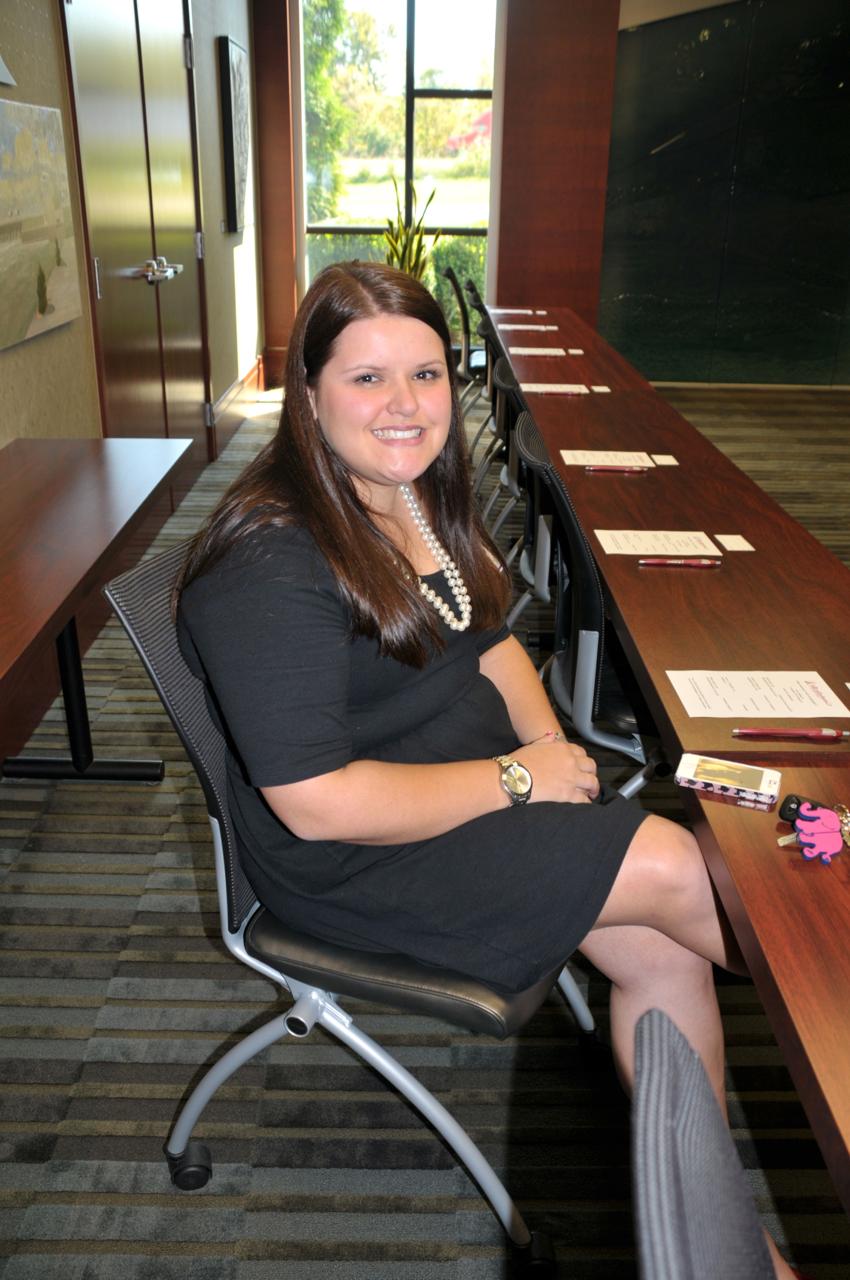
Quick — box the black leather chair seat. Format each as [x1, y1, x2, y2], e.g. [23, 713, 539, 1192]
[246, 906, 562, 1039]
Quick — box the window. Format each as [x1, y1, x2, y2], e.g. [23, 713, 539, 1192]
[301, 0, 497, 334]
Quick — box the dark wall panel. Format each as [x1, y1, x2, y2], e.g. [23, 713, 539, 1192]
[599, 5, 751, 380]
[712, 0, 850, 382]
[599, 0, 850, 384]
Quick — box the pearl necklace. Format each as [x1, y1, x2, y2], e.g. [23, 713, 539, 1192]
[399, 484, 472, 632]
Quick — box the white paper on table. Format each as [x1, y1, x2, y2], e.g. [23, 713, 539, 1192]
[666, 670, 850, 719]
[492, 308, 532, 314]
[593, 530, 721, 556]
[534, 309, 548, 314]
[567, 348, 584, 355]
[590, 385, 611, 393]
[715, 534, 755, 551]
[497, 323, 559, 331]
[521, 382, 588, 394]
[508, 346, 566, 356]
[651, 454, 679, 466]
[561, 450, 655, 467]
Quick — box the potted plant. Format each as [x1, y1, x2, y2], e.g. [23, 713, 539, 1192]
[384, 176, 441, 281]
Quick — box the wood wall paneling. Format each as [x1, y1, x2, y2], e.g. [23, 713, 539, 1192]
[253, 0, 298, 387]
[496, 0, 620, 324]
[212, 356, 266, 456]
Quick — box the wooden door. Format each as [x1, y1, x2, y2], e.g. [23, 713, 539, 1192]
[64, 0, 209, 477]
[65, 0, 166, 438]
[137, 0, 208, 478]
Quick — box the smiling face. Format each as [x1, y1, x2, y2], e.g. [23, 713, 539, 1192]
[307, 313, 452, 511]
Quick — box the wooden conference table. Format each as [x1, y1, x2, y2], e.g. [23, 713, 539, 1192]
[488, 306, 850, 765]
[687, 765, 850, 1213]
[0, 436, 191, 782]
[489, 303, 850, 1212]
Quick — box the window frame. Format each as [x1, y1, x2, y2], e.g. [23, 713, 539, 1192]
[303, 0, 493, 247]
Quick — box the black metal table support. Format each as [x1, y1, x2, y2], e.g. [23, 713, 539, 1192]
[2, 618, 164, 783]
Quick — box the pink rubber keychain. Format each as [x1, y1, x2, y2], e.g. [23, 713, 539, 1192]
[793, 802, 850, 865]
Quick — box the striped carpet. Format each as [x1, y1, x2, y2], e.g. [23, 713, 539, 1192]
[1, 387, 849, 1278]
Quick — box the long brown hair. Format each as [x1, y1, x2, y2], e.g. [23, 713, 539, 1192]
[176, 262, 509, 666]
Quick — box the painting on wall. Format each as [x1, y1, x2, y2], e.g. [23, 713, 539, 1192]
[0, 99, 82, 353]
[0, 51, 16, 87]
[218, 36, 250, 233]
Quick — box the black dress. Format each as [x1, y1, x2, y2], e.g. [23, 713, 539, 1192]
[178, 524, 648, 992]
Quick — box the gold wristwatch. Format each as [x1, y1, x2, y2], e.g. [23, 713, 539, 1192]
[493, 755, 532, 806]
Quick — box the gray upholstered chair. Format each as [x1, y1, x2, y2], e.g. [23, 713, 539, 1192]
[632, 1008, 775, 1280]
[104, 541, 603, 1276]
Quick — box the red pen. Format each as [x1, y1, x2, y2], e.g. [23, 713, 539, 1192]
[585, 465, 648, 474]
[637, 557, 722, 568]
[731, 727, 850, 741]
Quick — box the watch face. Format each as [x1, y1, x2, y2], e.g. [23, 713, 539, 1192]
[504, 762, 531, 796]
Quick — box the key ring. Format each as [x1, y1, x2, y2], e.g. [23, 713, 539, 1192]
[835, 803, 850, 849]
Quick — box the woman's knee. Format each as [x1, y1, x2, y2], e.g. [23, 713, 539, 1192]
[605, 816, 713, 927]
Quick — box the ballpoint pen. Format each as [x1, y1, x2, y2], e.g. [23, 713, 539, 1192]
[731, 727, 850, 741]
[637, 557, 722, 568]
[584, 465, 648, 473]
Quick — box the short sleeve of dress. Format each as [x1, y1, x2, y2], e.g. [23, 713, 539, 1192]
[473, 621, 510, 656]
[178, 526, 353, 788]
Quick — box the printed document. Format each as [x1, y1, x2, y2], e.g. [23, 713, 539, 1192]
[561, 450, 655, 467]
[666, 670, 850, 718]
[593, 530, 721, 556]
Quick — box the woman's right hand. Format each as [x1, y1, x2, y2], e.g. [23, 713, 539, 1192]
[514, 734, 600, 805]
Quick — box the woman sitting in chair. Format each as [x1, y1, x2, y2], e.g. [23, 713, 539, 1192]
[177, 262, 794, 1278]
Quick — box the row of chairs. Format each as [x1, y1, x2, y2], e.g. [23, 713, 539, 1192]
[99, 281, 772, 1276]
[443, 268, 661, 799]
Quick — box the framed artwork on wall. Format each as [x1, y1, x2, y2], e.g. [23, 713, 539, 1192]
[0, 51, 16, 87]
[0, 99, 82, 353]
[218, 36, 250, 233]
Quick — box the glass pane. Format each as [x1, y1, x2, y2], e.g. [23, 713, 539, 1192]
[306, 231, 386, 285]
[413, 99, 491, 228]
[335, 159, 405, 227]
[303, 0, 406, 228]
[430, 235, 488, 345]
[414, 0, 496, 90]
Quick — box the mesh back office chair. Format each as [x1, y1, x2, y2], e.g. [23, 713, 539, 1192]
[632, 1009, 775, 1280]
[441, 265, 487, 413]
[466, 315, 502, 473]
[465, 276, 487, 317]
[104, 541, 604, 1276]
[513, 413, 661, 798]
[480, 356, 527, 544]
[505, 414, 555, 630]
[462, 279, 507, 471]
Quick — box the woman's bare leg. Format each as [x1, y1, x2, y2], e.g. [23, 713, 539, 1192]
[577, 814, 743, 1101]
[577, 814, 796, 1279]
[579, 920, 726, 1109]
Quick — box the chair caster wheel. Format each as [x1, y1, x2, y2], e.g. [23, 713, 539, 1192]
[164, 1138, 212, 1190]
[514, 1230, 558, 1276]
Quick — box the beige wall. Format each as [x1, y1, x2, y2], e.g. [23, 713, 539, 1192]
[190, 0, 263, 403]
[0, 0, 101, 448]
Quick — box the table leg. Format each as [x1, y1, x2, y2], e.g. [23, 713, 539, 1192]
[1, 617, 164, 782]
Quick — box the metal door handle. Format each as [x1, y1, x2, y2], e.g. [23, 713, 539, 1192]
[129, 258, 185, 284]
[153, 255, 184, 282]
